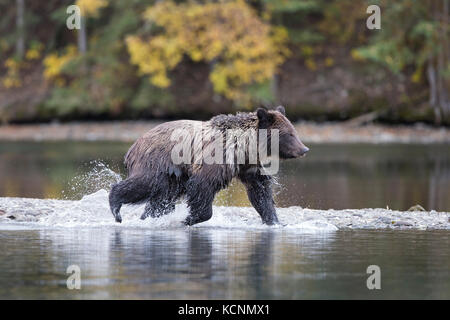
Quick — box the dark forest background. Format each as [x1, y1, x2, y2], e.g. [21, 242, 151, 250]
[0, 0, 449, 125]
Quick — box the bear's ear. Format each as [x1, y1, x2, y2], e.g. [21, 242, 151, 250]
[256, 107, 274, 126]
[276, 105, 286, 116]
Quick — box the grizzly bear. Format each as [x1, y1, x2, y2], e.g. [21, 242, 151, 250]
[109, 106, 309, 226]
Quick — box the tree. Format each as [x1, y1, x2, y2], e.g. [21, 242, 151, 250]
[126, 0, 289, 107]
[15, 0, 25, 59]
[355, 0, 450, 123]
[75, 0, 108, 54]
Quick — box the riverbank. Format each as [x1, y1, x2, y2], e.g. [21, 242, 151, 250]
[0, 121, 449, 144]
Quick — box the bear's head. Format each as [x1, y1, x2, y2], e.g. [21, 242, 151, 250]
[256, 106, 309, 159]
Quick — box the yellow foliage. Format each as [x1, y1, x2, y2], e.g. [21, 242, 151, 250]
[2, 58, 22, 88]
[411, 68, 422, 83]
[2, 42, 44, 88]
[43, 45, 78, 80]
[4, 58, 19, 70]
[301, 45, 314, 57]
[351, 48, 365, 61]
[325, 57, 334, 67]
[126, 0, 289, 105]
[305, 58, 317, 71]
[76, 0, 108, 17]
[2, 77, 21, 88]
[26, 49, 40, 60]
[0, 39, 9, 51]
[25, 43, 44, 60]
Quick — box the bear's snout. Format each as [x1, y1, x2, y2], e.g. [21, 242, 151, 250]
[279, 143, 309, 159]
[297, 145, 309, 157]
[291, 144, 309, 158]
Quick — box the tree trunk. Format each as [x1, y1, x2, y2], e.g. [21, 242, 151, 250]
[427, 62, 441, 124]
[271, 73, 279, 105]
[439, 0, 450, 118]
[77, 16, 87, 54]
[15, 0, 25, 59]
[427, 0, 449, 124]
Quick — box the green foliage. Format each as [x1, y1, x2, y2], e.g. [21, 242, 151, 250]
[318, 0, 367, 44]
[247, 80, 275, 106]
[0, 0, 447, 123]
[355, 0, 446, 76]
[263, 0, 321, 13]
[287, 30, 325, 45]
[356, 41, 416, 74]
[131, 81, 175, 111]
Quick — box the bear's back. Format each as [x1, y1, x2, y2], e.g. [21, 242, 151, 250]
[124, 120, 204, 176]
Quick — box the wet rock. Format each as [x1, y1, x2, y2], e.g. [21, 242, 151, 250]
[378, 217, 393, 224]
[0, 193, 448, 230]
[408, 204, 426, 212]
[394, 220, 413, 227]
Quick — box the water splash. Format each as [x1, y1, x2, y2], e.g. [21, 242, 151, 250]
[61, 160, 123, 200]
[1, 189, 448, 231]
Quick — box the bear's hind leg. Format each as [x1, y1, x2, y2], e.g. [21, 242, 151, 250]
[109, 176, 152, 223]
[140, 200, 176, 220]
[140, 176, 185, 220]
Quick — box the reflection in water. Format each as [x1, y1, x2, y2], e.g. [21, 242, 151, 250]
[0, 228, 448, 299]
[0, 142, 449, 211]
[428, 150, 450, 210]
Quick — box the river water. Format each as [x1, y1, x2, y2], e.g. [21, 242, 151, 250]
[0, 142, 448, 299]
[0, 226, 448, 299]
[0, 142, 449, 210]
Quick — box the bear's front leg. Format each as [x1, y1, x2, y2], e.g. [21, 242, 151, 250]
[239, 172, 279, 225]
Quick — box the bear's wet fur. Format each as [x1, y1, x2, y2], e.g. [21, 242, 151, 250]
[109, 106, 309, 225]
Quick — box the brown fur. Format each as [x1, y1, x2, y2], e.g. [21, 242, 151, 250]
[109, 106, 309, 225]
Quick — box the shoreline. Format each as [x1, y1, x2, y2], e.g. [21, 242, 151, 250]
[0, 121, 449, 144]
